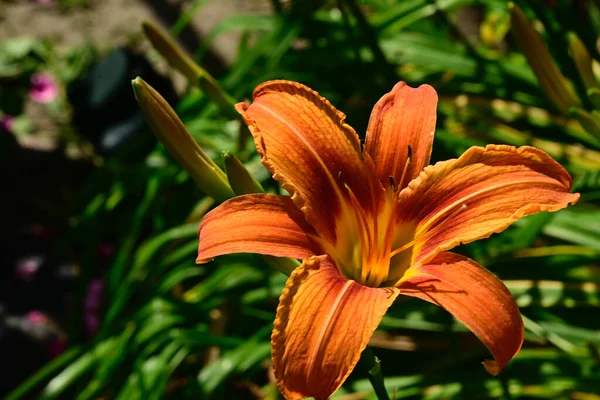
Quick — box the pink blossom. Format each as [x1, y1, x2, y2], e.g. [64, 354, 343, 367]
[15, 255, 43, 281]
[25, 310, 67, 357]
[0, 115, 14, 132]
[35, 0, 54, 5]
[26, 310, 49, 324]
[29, 73, 58, 104]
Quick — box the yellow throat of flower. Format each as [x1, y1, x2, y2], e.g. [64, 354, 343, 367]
[323, 153, 469, 288]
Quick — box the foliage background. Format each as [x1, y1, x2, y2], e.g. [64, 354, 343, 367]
[1, 0, 599, 399]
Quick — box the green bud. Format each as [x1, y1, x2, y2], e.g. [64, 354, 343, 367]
[587, 88, 600, 109]
[568, 32, 597, 91]
[509, 3, 581, 114]
[570, 107, 600, 140]
[223, 152, 264, 195]
[141, 21, 238, 117]
[263, 256, 300, 276]
[132, 77, 234, 202]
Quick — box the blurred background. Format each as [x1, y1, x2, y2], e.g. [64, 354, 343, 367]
[1, 0, 599, 398]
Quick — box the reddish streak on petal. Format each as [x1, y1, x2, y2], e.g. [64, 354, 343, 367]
[398, 252, 524, 374]
[197, 194, 321, 263]
[272, 256, 399, 400]
[236, 80, 381, 244]
[365, 82, 438, 189]
[396, 145, 579, 268]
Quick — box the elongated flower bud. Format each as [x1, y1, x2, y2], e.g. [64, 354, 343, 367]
[587, 88, 600, 109]
[509, 3, 581, 114]
[568, 32, 597, 91]
[134, 77, 300, 276]
[132, 77, 234, 201]
[570, 107, 600, 140]
[141, 21, 237, 117]
[223, 152, 264, 195]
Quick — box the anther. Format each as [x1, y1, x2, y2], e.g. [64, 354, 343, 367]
[389, 175, 396, 191]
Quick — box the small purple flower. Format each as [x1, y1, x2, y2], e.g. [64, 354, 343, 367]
[84, 279, 104, 337]
[85, 280, 104, 311]
[29, 73, 58, 104]
[0, 115, 14, 133]
[35, 0, 54, 5]
[85, 315, 100, 337]
[98, 242, 115, 259]
[48, 337, 67, 358]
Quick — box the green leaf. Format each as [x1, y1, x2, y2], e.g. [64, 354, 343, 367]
[543, 208, 600, 250]
[197, 325, 272, 393]
[184, 262, 263, 303]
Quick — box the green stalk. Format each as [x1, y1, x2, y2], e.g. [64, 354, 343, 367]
[142, 21, 238, 117]
[358, 346, 390, 400]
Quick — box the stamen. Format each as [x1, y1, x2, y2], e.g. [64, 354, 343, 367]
[415, 203, 468, 238]
[345, 184, 373, 250]
[344, 183, 372, 280]
[374, 202, 397, 280]
[371, 203, 380, 266]
[389, 237, 418, 258]
[390, 204, 468, 259]
[397, 146, 412, 189]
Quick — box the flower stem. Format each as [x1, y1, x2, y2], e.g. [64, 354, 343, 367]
[358, 346, 390, 400]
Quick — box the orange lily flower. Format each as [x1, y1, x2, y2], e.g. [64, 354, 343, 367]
[197, 81, 579, 400]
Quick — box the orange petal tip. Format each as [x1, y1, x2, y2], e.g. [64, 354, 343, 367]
[234, 101, 249, 114]
[195, 257, 212, 265]
[483, 360, 501, 376]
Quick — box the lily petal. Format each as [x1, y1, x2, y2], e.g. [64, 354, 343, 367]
[197, 194, 321, 263]
[272, 255, 399, 400]
[364, 82, 438, 188]
[397, 145, 579, 266]
[398, 252, 524, 375]
[236, 80, 380, 243]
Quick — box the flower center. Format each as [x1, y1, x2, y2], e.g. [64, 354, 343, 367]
[345, 185, 394, 287]
[327, 148, 468, 288]
[339, 189, 468, 288]
[332, 152, 415, 288]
